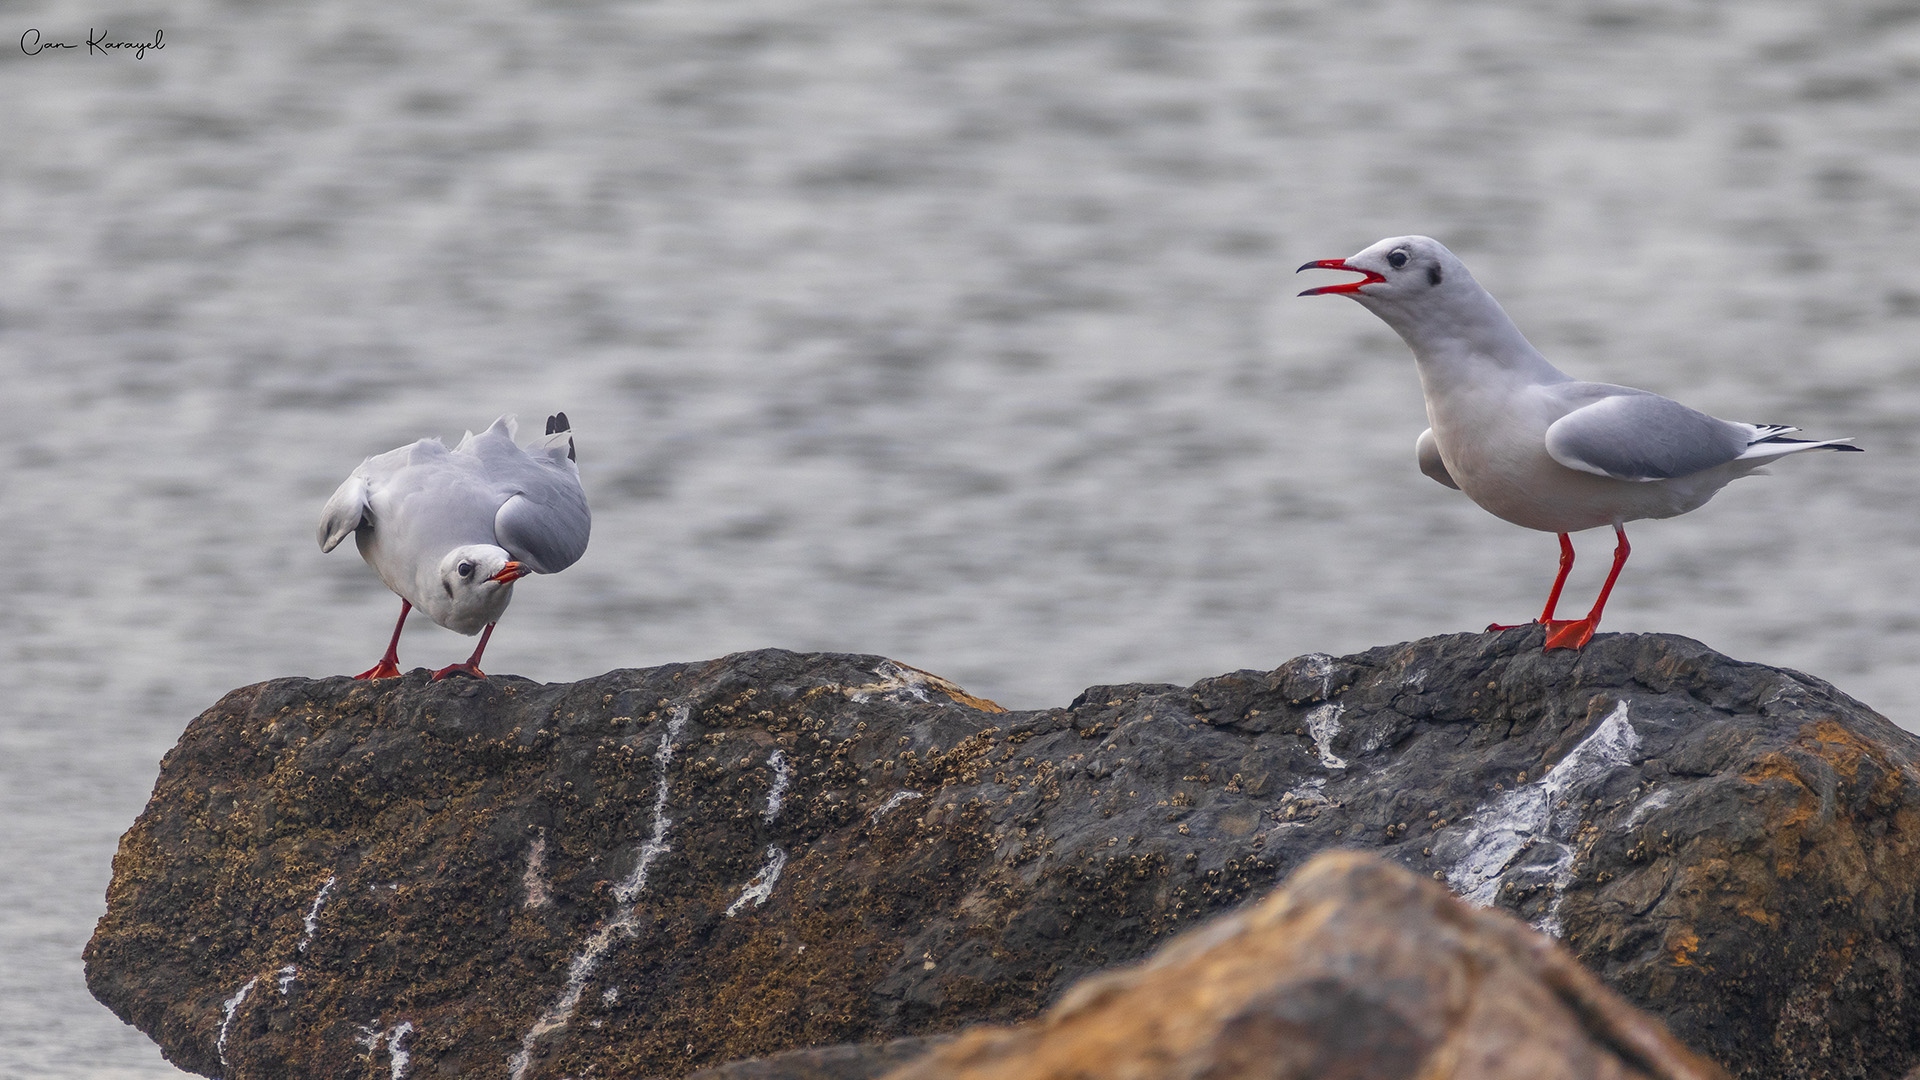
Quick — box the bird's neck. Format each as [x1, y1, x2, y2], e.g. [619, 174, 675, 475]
[1357, 287, 1568, 399]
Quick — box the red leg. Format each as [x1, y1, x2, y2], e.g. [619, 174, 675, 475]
[1544, 525, 1630, 651]
[354, 600, 410, 680]
[1538, 532, 1577, 622]
[1487, 533, 1576, 632]
[432, 623, 497, 680]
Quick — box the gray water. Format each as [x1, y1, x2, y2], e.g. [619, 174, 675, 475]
[6, 0, 1920, 1075]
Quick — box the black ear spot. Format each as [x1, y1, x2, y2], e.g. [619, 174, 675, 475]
[1427, 266, 1444, 287]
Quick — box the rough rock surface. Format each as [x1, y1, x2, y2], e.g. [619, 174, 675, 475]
[87, 630, 1920, 1080]
[887, 850, 1729, 1080]
[686, 1035, 953, 1080]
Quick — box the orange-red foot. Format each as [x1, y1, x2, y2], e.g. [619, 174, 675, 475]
[1542, 618, 1597, 651]
[431, 663, 487, 680]
[1485, 620, 1536, 632]
[354, 660, 403, 680]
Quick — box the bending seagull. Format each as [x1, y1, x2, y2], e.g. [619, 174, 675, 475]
[1298, 236, 1860, 650]
[319, 414, 590, 679]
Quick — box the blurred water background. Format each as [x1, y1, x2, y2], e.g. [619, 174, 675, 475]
[5, 0, 1920, 1074]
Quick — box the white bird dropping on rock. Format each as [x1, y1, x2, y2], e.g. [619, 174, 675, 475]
[1298, 236, 1861, 650]
[318, 413, 590, 679]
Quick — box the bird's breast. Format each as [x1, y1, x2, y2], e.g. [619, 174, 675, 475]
[1428, 397, 1622, 533]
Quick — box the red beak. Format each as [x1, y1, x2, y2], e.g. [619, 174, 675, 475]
[1296, 258, 1386, 297]
[489, 561, 528, 584]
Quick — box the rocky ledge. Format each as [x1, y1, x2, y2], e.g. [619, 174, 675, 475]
[86, 630, 1920, 1080]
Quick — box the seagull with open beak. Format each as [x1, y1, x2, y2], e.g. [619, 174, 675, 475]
[318, 413, 590, 679]
[1299, 236, 1860, 650]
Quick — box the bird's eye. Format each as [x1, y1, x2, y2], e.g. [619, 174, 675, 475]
[458, 561, 474, 578]
[1388, 250, 1409, 269]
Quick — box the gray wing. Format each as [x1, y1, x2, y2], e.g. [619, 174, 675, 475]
[495, 484, 590, 573]
[317, 474, 369, 552]
[1415, 428, 1460, 490]
[467, 422, 589, 573]
[317, 440, 449, 551]
[1543, 388, 1750, 482]
[445, 417, 590, 572]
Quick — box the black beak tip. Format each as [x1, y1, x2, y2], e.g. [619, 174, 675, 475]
[1295, 260, 1318, 274]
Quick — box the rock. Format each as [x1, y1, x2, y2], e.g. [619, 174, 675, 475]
[86, 631, 1920, 1080]
[687, 1034, 953, 1080]
[886, 849, 1729, 1080]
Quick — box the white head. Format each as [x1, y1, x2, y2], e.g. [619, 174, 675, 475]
[429, 544, 529, 634]
[1296, 235, 1549, 371]
[1297, 235, 1474, 307]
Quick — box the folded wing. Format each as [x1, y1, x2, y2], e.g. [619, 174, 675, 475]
[1415, 428, 1460, 490]
[495, 486, 590, 574]
[1544, 390, 1750, 482]
[317, 474, 369, 552]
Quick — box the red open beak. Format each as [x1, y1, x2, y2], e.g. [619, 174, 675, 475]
[489, 561, 528, 584]
[1296, 259, 1386, 297]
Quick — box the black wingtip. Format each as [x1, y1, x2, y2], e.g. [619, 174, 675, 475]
[1754, 431, 1865, 452]
[545, 412, 571, 436]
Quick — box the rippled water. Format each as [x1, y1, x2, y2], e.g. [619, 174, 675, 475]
[6, 0, 1919, 1074]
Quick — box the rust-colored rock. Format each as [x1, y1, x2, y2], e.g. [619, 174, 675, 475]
[84, 632, 1920, 1079]
[885, 850, 1728, 1080]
